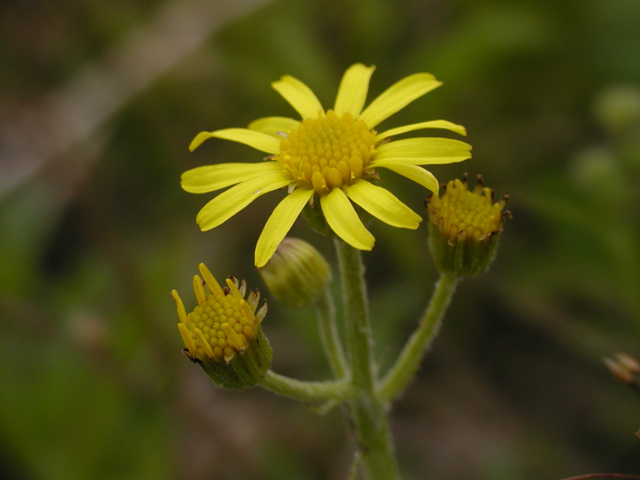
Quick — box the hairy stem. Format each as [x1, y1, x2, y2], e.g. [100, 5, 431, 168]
[335, 239, 400, 480]
[259, 370, 354, 402]
[316, 288, 349, 379]
[378, 272, 459, 404]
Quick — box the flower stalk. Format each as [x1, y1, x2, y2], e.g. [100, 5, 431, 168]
[335, 239, 400, 480]
[378, 272, 460, 404]
[335, 239, 376, 391]
[259, 370, 354, 403]
[316, 287, 349, 379]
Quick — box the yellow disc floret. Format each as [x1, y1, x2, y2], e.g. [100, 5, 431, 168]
[171, 263, 267, 363]
[277, 110, 376, 195]
[429, 177, 505, 242]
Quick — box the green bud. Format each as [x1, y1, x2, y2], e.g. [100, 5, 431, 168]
[259, 238, 332, 309]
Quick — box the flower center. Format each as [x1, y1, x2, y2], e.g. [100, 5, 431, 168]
[185, 290, 256, 362]
[277, 110, 376, 195]
[429, 179, 503, 242]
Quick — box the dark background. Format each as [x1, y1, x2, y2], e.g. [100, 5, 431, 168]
[1, 0, 639, 478]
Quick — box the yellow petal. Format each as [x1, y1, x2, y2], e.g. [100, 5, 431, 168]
[222, 323, 248, 352]
[346, 181, 422, 229]
[254, 188, 315, 267]
[374, 163, 439, 194]
[271, 75, 324, 119]
[189, 128, 280, 154]
[360, 73, 441, 128]
[171, 290, 188, 324]
[320, 189, 375, 251]
[225, 277, 244, 301]
[375, 120, 467, 142]
[198, 263, 224, 297]
[181, 162, 282, 194]
[178, 323, 198, 354]
[248, 116, 300, 137]
[334, 64, 376, 116]
[373, 137, 472, 165]
[196, 172, 290, 231]
[193, 275, 207, 305]
[194, 328, 215, 358]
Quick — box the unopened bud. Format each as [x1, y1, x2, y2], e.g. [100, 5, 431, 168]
[604, 353, 640, 394]
[259, 238, 332, 308]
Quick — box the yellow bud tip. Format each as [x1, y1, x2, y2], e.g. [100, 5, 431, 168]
[222, 324, 248, 352]
[194, 328, 215, 358]
[171, 290, 188, 323]
[193, 275, 206, 305]
[177, 322, 198, 355]
[226, 277, 243, 300]
[199, 263, 223, 296]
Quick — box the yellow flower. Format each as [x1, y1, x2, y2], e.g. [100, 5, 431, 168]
[426, 175, 508, 277]
[184, 63, 472, 267]
[171, 263, 268, 363]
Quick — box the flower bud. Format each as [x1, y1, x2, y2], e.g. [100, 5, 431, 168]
[426, 175, 509, 277]
[259, 238, 332, 309]
[604, 353, 640, 394]
[171, 263, 272, 390]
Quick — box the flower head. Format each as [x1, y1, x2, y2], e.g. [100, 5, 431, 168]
[171, 263, 268, 363]
[171, 263, 272, 389]
[427, 175, 508, 277]
[184, 63, 472, 267]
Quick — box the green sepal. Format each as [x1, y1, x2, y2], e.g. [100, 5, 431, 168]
[427, 221, 500, 278]
[185, 327, 273, 390]
[302, 198, 373, 239]
[301, 202, 335, 239]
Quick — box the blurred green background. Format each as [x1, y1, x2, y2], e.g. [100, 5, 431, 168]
[1, 0, 639, 478]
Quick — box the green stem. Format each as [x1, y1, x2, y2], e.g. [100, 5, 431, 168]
[335, 239, 376, 390]
[378, 272, 460, 404]
[259, 370, 354, 402]
[316, 287, 349, 379]
[334, 239, 400, 480]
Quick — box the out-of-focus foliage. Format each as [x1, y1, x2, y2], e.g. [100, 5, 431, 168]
[1, 0, 639, 479]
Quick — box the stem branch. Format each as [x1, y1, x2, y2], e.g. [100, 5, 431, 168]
[378, 273, 460, 404]
[316, 288, 349, 378]
[259, 370, 353, 402]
